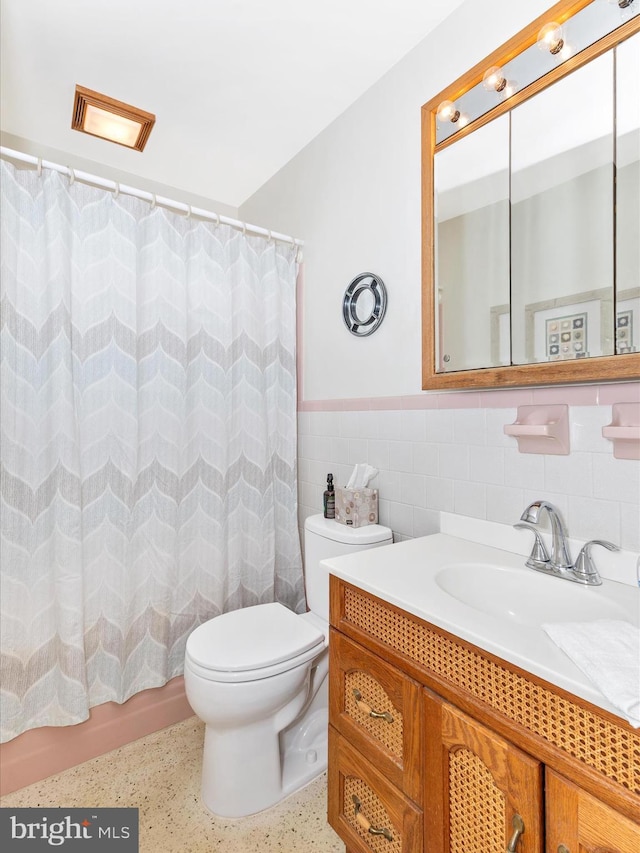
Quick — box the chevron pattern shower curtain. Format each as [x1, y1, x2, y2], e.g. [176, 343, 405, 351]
[0, 161, 303, 742]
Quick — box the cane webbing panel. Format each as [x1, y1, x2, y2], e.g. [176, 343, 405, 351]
[345, 670, 404, 759]
[448, 747, 505, 853]
[344, 775, 402, 853]
[343, 586, 640, 795]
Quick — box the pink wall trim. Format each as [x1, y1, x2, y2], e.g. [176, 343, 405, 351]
[598, 382, 640, 404]
[0, 677, 194, 796]
[297, 382, 640, 412]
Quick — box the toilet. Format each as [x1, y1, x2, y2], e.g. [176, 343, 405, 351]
[184, 513, 393, 818]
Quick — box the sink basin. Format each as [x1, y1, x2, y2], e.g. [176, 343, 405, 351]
[324, 532, 640, 718]
[435, 563, 629, 628]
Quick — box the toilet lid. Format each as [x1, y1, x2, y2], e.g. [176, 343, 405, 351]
[185, 602, 325, 673]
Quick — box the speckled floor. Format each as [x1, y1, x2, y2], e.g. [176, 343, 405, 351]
[1, 717, 345, 852]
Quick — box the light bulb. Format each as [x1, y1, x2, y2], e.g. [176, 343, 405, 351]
[537, 22, 564, 55]
[482, 65, 507, 93]
[436, 100, 460, 123]
[502, 79, 518, 99]
[457, 112, 470, 129]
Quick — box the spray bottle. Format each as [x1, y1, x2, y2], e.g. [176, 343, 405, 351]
[323, 473, 335, 519]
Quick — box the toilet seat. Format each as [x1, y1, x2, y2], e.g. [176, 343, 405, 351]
[185, 602, 326, 683]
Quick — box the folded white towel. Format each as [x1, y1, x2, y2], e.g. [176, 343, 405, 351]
[542, 619, 640, 728]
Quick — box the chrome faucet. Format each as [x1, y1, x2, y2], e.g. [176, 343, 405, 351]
[515, 500, 619, 586]
[519, 500, 572, 570]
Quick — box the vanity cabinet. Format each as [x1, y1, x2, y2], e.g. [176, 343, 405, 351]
[328, 577, 640, 853]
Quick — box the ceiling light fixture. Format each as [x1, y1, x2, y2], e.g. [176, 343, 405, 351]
[72, 85, 155, 151]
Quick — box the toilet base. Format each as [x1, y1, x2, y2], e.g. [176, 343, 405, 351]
[281, 647, 329, 799]
[281, 706, 328, 799]
[199, 656, 329, 818]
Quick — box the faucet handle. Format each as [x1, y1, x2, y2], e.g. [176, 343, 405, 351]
[514, 522, 550, 568]
[573, 539, 619, 584]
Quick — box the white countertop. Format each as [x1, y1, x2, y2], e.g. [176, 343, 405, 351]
[323, 533, 640, 723]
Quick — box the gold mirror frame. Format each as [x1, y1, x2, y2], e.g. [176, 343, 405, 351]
[421, 0, 640, 390]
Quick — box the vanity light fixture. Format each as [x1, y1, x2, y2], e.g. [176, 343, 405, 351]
[537, 21, 565, 54]
[482, 65, 507, 93]
[71, 85, 155, 151]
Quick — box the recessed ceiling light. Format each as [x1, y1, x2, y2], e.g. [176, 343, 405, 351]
[72, 85, 155, 151]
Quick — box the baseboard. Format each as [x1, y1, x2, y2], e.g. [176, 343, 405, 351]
[0, 676, 194, 796]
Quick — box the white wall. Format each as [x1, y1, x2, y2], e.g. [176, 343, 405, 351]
[241, 0, 640, 556]
[240, 0, 553, 400]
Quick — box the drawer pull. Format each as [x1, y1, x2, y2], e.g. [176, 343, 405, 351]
[353, 688, 394, 723]
[506, 813, 525, 852]
[352, 795, 393, 842]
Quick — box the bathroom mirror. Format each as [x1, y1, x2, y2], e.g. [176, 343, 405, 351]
[510, 51, 614, 365]
[423, 0, 640, 389]
[616, 33, 640, 356]
[435, 116, 510, 371]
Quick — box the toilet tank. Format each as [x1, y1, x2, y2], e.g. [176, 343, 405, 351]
[303, 514, 392, 623]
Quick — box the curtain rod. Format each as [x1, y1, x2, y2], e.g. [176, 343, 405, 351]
[0, 146, 303, 253]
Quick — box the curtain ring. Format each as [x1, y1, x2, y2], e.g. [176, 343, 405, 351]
[267, 230, 273, 243]
[36, 158, 43, 177]
[150, 193, 157, 210]
[113, 182, 120, 199]
[68, 167, 75, 186]
[186, 204, 192, 219]
[242, 223, 247, 237]
[213, 212, 220, 228]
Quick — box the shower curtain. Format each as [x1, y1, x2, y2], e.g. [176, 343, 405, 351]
[0, 161, 304, 742]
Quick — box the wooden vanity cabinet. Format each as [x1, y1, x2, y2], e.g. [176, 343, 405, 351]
[328, 577, 640, 853]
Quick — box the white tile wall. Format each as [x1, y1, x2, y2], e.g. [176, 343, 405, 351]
[297, 405, 640, 552]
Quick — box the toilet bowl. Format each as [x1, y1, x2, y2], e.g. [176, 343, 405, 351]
[184, 514, 392, 817]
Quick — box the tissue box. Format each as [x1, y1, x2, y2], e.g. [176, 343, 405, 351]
[335, 488, 378, 527]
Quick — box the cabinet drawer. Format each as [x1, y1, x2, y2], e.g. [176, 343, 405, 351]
[329, 629, 423, 803]
[328, 726, 423, 853]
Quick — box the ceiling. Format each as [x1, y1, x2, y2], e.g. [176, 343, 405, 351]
[1, 0, 464, 208]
